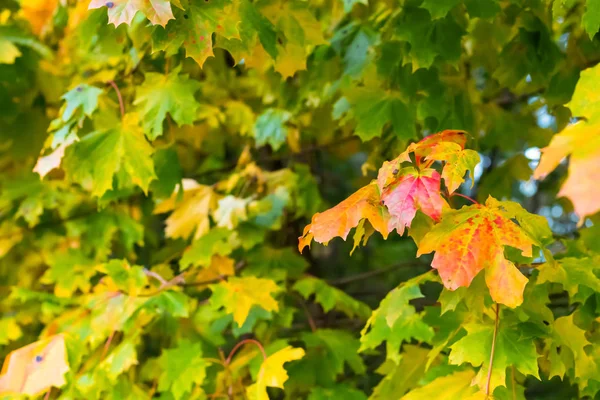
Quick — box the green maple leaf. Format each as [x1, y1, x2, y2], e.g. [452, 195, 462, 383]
[550, 314, 599, 389]
[343, 87, 416, 141]
[158, 340, 210, 400]
[134, 68, 201, 140]
[294, 276, 371, 319]
[449, 320, 540, 392]
[99, 339, 139, 382]
[309, 384, 367, 400]
[394, 7, 464, 71]
[179, 228, 238, 270]
[253, 108, 291, 150]
[298, 329, 365, 383]
[538, 258, 600, 302]
[420, 0, 461, 19]
[61, 84, 103, 122]
[370, 345, 430, 399]
[88, 0, 177, 27]
[62, 114, 156, 197]
[360, 274, 436, 362]
[583, 0, 600, 39]
[215, 0, 278, 63]
[152, 0, 240, 67]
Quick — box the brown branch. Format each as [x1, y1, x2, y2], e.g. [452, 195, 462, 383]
[225, 338, 267, 365]
[327, 262, 427, 286]
[107, 80, 125, 119]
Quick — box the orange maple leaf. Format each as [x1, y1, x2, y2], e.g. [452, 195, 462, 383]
[417, 197, 535, 308]
[0, 334, 69, 396]
[534, 121, 600, 219]
[298, 182, 389, 252]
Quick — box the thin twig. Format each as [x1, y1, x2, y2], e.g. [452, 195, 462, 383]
[225, 338, 267, 365]
[101, 330, 116, 359]
[294, 294, 317, 332]
[327, 262, 427, 286]
[107, 80, 125, 119]
[44, 389, 51, 400]
[144, 268, 168, 285]
[451, 192, 479, 205]
[486, 303, 500, 398]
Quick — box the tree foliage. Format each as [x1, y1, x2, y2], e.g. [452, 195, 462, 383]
[1, 0, 600, 399]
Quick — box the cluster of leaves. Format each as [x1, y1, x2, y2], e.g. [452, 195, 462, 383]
[2, 0, 600, 399]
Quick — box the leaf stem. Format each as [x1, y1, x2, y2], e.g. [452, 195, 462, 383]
[107, 80, 125, 119]
[486, 303, 500, 398]
[451, 192, 479, 205]
[225, 338, 267, 365]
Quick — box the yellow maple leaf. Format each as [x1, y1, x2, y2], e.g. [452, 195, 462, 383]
[246, 346, 305, 400]
[0, 334, 69, 396]
[210, 277, 280, 326]
[193, 255, 236, 288]
[154, 179, 218, 240]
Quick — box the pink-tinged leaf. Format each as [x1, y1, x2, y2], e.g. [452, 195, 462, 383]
[89, 0, 175, 27]
[381, 168, 445, 235]
[0, 334, 69, 396]
[417, 196, 534, 308]
[298, 182, 389, 252]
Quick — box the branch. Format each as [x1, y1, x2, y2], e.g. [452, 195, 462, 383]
[181, 261, 246, 287]
[327, 262, 427, 286]
[107, 80, 125, 119]
[191, 136, 358, 179]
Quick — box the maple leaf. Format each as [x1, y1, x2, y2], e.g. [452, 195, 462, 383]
[247, 346, 305, 400]
[33, 134, 77, 178]
[88, 0, 176, 27]
[63, 113, 156, 197]
[179, 228, 238, 270]
[360, 273, 436, 362]
[401, 370, 480, 400]
[0, 334, 69, 396]
[214, 0, 278, 66]
[417, 196, 536, 308]
[210, 276, 280, 326]
[534, 64, 600, 218]
[0, 38, 21, 64]
[134, 68, 201, 140]
[424, 142, 480, 194]
[61, 84, 103, 122]
[379, 167, 445, 235]
[449, 321, 540, 392]
[298, 181, 390, 252]
[154, 179, 218, 240]
[152, 0, 240, 67]
[254, 109, 292, 151]
[192, 254, 235, 288]
[259, 0, 326, 78]
[21, 0, 58, 36]
[293, 276, 371, 319]
[214, 195, 249, 229]
[158, 340, 209, 400]
[343, 87, 416, 141]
